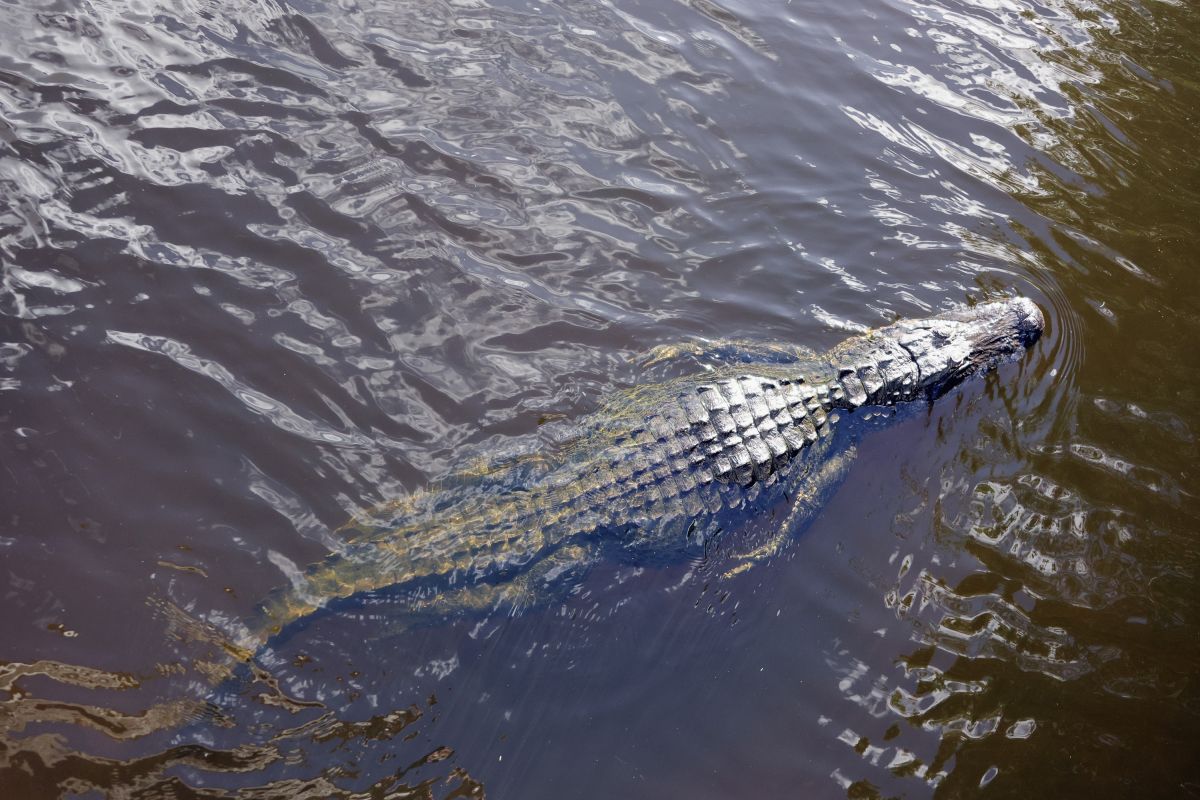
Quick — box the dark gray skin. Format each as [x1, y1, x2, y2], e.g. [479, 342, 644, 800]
[243, 297, 1044, 650]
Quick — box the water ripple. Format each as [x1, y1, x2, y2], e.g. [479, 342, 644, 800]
[2, 0, 1199, 794]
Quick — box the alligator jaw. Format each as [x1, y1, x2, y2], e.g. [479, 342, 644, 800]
[881, 297, 1044, 400]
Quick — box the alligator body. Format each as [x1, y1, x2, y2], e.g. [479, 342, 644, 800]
[246, 298, 1043, 648]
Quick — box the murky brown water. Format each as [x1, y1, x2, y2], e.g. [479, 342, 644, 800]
[1, 0, 1197, 796]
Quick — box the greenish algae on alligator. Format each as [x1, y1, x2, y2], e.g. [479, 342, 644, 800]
[240, 298, 1044, 653]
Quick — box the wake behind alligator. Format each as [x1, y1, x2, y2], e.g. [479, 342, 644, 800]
[237, 298, 1044, 654]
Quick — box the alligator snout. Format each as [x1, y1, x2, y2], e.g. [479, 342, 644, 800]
[870, 296, 1044, 400]
[1012, 296, 1045, 348]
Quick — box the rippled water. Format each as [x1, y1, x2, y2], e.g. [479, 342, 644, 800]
[1, 0, 1197, 796]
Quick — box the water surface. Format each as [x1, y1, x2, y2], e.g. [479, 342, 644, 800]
[1, 0, 1197, 796]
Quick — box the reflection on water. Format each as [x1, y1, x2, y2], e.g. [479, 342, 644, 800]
[1, 0, 1197, 795]
[0, 656, 483, 798]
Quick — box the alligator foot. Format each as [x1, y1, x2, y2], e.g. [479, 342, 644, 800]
[723, 445, 858, 579]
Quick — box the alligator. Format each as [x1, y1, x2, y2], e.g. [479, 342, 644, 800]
[239, 297, 1043, 652]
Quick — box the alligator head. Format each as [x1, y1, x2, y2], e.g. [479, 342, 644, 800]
[882, 296, 1045, 400]
[828, 297, 1044, 409]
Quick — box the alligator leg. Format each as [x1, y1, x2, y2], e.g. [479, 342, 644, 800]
[640, 339, 819, 371]
[723, 445, 858, 578]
